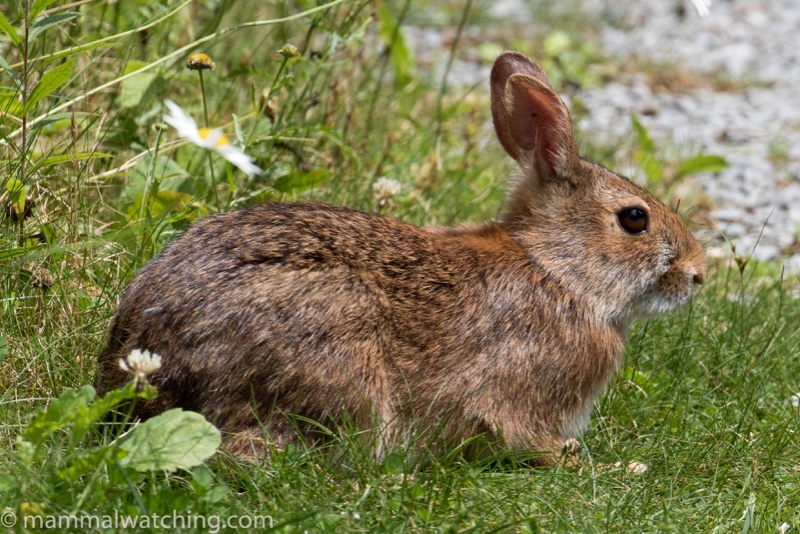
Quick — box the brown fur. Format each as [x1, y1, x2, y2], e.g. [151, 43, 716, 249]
[97, 52, 706, 463]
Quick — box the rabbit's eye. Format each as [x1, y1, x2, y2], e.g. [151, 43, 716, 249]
[618, 208, 648, 234]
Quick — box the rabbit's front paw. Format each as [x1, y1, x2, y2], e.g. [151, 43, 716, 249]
[560, 438, 581, 466]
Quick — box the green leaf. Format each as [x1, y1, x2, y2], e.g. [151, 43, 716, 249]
[630, 115, 655, 155]
[0, 55, 21, 85]
[30, 0, 62, 19]
[24, 112, 73, 132]
[639, 152, 664, 184]
[377, 3, 415, 88]
[68, 381, 155, 449]
[28, 12, 80, 41]
[384, 452, 405, 475]
[37, 151, 114, 167]
[0, 472, 18, 492]
[190, 465, 231, 504]
[0, 247, 33, 261]
[119, 70, 161, 108]
[127, 189, 201, 222]
[25, 59, 75, 113]
[0, 9, 20, 47]
[0, 335, 7, 362]
[124, 155, 190, 203]
[58, 445, 129, 482]
[22, 385, 96, 445]
[676, 154, 729, 178]
[118, 408, 221, 472]
[5, 176, 26, 218]
[119, 60, 165, 109]
[273, 169, 328, 193]
[39, 41, 113, 69]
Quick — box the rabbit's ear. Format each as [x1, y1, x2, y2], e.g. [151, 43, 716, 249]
[491, 52, 578, 180]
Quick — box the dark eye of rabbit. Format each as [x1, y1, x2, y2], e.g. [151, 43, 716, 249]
[618, 208, 648, 234]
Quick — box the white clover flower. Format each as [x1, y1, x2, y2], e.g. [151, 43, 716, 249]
[119, 349, 162, 377]
[785, 393, 800, 408]
[372, 177, 402, 210]
[373, 177, 402, 199]
[163, 99, 263, 177]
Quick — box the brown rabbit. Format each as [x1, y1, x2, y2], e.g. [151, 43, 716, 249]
[96, 52, 706, 464]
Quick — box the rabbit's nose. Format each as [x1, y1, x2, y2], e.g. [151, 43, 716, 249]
[692, 272, 705, 285]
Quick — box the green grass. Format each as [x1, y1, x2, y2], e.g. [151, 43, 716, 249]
[1, 0, 799, 532]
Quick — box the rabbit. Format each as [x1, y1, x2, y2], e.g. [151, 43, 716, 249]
[96, 51, 707, 464]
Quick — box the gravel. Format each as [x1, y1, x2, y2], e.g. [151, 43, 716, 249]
[578, 0, 800, 270]
[408, 0, 800, 272]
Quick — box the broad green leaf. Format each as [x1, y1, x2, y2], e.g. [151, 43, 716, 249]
[125, 155, 190, 203]
[22, 385, 96, 445]
[30, 0, 62, 19]
[118, 409, 221, 472]
[37, 151, 114, 167]
[119, 59, 165, 108]
[25, 59, 75, 113]
[68, 381, 155, 449]
[0, 335, 7, 362]
[384, 452, 405, 475]
[377, 3, 415, 88]
[0, 55, 21, 85]
[0, 9, 20, 47]
[28, 12, 80, 41]
[190, 465, 231, 504]
[5, 176, 26, 218]
[58, 446, 129, 482]
[676, 154, 729, 178]
[119, 70, 159, 108]
[91, 381, 157, 423]
[273, 169, 328, 193]
[121, 59, 148, 76]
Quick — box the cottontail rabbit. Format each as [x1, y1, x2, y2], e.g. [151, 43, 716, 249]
[96, 52, 706, 463]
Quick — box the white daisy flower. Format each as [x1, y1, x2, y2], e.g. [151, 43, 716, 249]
[163, 99, 263, 177]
